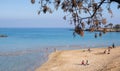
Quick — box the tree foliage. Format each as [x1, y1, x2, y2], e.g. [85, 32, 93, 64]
[31, 0, 120, 37]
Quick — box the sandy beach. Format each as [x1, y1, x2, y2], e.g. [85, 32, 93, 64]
[36, 46, 120, 71]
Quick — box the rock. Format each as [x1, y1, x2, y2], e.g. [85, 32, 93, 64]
[0, 34, 8, 38]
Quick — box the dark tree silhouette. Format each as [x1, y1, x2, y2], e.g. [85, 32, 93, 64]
[31, 0, 120, 37]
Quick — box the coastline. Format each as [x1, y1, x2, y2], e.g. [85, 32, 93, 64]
[36, 46, 120, 71]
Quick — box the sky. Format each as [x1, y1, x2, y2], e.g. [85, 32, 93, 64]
[0, 0, 120, 28]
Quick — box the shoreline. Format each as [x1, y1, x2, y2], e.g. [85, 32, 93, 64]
[35, 46, 120, 71]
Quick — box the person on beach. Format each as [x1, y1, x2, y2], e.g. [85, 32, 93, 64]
[112, 43, 115, 48]
[88, 48, 91, 52]
[81, 60, 85, 65]
[103, 50, 106, 54]
[81, 60, 89, 65]
[107, 47, 111, 54]
[86, 60, 89, 65]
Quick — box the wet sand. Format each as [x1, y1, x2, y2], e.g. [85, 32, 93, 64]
[36, 46, 120, 71]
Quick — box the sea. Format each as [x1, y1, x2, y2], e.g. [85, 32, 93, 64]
[0, 28, 120, 71]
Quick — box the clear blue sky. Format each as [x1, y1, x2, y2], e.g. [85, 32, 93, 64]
[0, 0, 120, 28]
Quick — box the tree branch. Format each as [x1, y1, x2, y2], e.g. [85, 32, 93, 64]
[91, 0, 106, 18]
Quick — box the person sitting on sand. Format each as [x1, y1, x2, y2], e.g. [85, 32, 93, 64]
[81, 60, 85, 65]
[103, 50, 106, 54]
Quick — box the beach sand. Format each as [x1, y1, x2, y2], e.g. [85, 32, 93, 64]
[36, 47, 120, 71]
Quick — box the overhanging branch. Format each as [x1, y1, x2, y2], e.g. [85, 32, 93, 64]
[91, 0, 106, 18]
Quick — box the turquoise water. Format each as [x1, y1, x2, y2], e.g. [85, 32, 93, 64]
[0, 28, 120, 71]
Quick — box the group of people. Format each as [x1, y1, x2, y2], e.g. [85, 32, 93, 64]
[81, 60, 89, 65]
[104, 43, 115, 54]
[81, 43, 115, 66]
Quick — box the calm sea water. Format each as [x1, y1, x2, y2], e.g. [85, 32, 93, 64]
[0, 28, 120, 71]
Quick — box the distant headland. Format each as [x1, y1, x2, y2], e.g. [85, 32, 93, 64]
[69, 24, 120, 32]
[86, 24, 120, 32]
